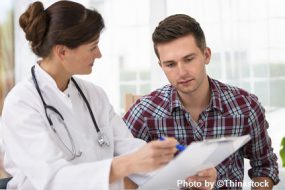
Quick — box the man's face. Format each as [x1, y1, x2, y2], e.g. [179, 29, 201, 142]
[157, 34, 211, 96]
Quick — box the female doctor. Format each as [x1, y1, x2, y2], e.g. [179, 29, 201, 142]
[1, 1, 179, 189]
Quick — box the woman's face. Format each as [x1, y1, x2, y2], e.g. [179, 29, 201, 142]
[62, 37, 102, 75]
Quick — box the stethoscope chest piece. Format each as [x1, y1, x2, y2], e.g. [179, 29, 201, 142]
[97, 131, 110, 147]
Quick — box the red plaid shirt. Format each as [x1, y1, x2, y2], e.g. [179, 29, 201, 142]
[123, 77, 279, 189]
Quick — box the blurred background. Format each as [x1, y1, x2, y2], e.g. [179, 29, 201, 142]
[0, 0, 284, 189]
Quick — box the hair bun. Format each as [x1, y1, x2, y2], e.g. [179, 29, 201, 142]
[19, 1, 48, 52]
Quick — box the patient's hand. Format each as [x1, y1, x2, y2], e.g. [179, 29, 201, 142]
[124, 177, 138, 189]
[185, 168, 217, 190]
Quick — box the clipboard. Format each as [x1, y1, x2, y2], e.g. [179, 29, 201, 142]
[138, 135, 251, 190]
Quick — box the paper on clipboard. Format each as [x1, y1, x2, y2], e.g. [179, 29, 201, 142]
[138, 135, 251, 190]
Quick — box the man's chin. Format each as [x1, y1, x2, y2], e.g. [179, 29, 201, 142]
[176, 87, 196, 95]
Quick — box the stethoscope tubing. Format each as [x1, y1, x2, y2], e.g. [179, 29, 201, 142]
[31, 65, 106, 160]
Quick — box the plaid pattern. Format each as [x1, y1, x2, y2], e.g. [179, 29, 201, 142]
[123, 77, 279, 189]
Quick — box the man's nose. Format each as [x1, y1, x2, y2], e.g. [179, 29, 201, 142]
[177, 63, 188, 76]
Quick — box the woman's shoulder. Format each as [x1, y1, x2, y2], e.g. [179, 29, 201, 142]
[2, 78, 40, 118]
[72, 77, 108, 100]
[4, 78, 36, 104]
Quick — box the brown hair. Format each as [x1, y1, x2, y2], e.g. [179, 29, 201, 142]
[19, 1, 105, 58]
[152, 14, 206, 58]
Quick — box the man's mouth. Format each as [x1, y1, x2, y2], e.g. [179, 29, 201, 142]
[178, 79, 193, 84]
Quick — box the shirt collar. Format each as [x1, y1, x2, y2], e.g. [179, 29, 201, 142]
[34, 63, 72, 94]
[207, 77, 223, 112]
[169, 76, 224, 113]
[34, 63, 59, 90]
[170, 87, 184, 113]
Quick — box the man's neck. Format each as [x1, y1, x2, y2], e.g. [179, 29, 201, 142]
[178, 78, 211, 121]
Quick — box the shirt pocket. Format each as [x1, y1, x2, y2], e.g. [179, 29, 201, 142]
[144, 117, 188, 144]
[205, 114, 248, 138]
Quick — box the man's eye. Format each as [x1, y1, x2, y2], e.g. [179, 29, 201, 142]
[166, 63, 174, 68]
[186, 58, 193, 62]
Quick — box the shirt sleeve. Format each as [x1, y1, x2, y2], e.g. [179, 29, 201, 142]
[123, 100, 152, 142]
[243, 96, 280, 185]
[2, 93, 113, 190]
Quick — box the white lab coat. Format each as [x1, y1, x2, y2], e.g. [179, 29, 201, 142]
[1, 64, 148, 190]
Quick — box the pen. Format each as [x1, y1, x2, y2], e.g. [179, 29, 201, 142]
[159, 136, 186, 151]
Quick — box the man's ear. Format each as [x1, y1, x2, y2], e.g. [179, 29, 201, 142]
[53, 45, 66, 60]
[204, 47, 211, 65]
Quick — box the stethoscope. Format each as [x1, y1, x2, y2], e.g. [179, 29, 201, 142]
[31, 65, 110, 160]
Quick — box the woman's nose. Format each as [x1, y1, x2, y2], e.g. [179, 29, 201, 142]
[95, 47, 102, 58]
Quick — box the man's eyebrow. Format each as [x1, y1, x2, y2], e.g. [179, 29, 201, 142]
[161, 53, 196, 64]
[183, 53, 196, 58]
[161, 60, 175, 65]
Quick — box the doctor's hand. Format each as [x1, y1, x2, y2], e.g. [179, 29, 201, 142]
[130, 137, 178, 173]
[185, 168, 217, 190]
[109, 137, 177, 184]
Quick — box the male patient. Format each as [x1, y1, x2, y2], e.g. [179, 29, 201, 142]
[124, 14, 279, 189]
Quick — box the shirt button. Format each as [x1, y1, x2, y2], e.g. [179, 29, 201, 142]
[67, 94, 70, 98]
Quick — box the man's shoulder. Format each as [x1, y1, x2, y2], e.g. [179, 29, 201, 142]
[211, 79, 260, 110]
[126, 85, 173, 117]
[138, 84, 173, 104]
[213, 79, 257, 99]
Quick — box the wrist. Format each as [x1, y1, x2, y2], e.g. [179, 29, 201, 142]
[110, 154, 134, 183]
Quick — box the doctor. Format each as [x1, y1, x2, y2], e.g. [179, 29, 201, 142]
[1, 1, 179, 190]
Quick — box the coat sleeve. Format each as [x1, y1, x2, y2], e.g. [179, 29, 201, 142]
[107, 105, 155, 186]
[2, 91, 113, 190]
[87, 83, 147, 156]
[94, 87, 154, 186]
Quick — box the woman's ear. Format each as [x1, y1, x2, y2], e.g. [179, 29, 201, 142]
[53, 45, 66, 60]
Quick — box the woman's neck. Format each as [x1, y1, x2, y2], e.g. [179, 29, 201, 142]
[39, 59, 71, 91]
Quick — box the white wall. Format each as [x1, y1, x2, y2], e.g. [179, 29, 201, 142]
[11, 1, 285, 187]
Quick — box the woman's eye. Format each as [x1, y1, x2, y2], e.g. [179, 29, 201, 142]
[90, 47, 97, 51]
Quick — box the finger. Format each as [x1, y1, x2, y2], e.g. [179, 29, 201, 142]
[164, 137, 178, 144]
[157, 154, 175, 165]
[184, 179, 210, 190]
[151, 138, 178, 148]
[187, 176, 209, 183]
[197, 168, 216, 177]
[154, 149, 176, 158]
[197, 170, 210, 177]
